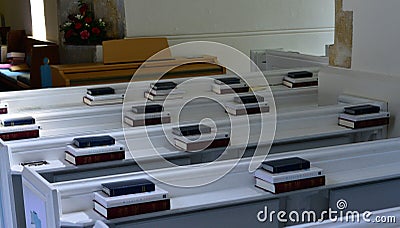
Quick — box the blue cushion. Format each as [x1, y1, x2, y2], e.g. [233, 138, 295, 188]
[0, 69, 30, 84]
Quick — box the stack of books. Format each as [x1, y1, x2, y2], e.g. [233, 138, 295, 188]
[144, 81, 185, 101]
[65, 135, 125, 165]
[83, 87, 124, 106]
[211, 77, 250, 94]
[6, 52, 25, 65]
[0, 103, 8, 114]
[338, 104, 390, 129]
[225, 94, 269, 115]
[124, 104, 171, 127]
[94, 179, 170, 219]
[0, 115, 40, 141]
[172, 123, 230, 151]
[282, 71, 318, 88]
[254, 157, 325, 194]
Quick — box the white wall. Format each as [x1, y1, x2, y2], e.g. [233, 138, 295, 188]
[124, 0, 335, 56]
[318, 1, 400, 138]
[344, 0, 400, 76]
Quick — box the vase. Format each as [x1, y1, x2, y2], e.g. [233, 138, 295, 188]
[61, 44, 103, 64]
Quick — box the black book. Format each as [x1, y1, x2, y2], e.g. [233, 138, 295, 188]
[150, 81, 178, 90]
[172, 124, 212, 136]
[261, 157, 310, 173]
[287, 71, 313, 79]
[72, 135, 115, 148]
[2, 116, 35, 127]
[102, 179, 155, 197]
[132, 104, 164, 114]
[215, 77, 241, 85]
[234, 95, 264, 104]
[344, 104, 380, 115]
[87, 87, 115, 96]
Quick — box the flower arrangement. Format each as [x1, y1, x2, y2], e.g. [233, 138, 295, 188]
[60, 0, 106, 45]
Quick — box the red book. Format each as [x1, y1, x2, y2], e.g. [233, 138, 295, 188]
[338, 117, 389, 129]
[0, 107, 7, 114]
[0, 130, 39, 141]
[256, 176, 325, 194]
[65, 151, 125, 166]
[94, 199, 170, 219]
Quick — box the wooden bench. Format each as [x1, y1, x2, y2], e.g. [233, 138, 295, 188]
[51, 37, 226, 87]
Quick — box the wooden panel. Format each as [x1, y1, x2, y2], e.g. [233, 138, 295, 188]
[102, 37, 172, 64]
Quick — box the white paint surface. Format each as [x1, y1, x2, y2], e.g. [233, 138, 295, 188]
[124, 0, 335, 56]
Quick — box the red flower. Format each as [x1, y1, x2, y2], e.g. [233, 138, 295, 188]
[75, 22, 83, 30]
[79, 3, 88, 15]
[91, 27, 101, 35]
[80, 30, 90, 40]
[65, 29, 74, 39]
[68, 14, 75, 21]
[84, 17, 92, 24]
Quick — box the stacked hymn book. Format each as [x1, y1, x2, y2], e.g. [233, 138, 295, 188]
[225, 94, 269, 116]
[282, 71, 318, 88]
[254, 157, 325, 194]
[144, 81, 185, 101]
[0, 103, 8, 114]
[172, 123, 230, 151]
[211, 77, 250, 94]
[0, 115, 40, 141]
[338, 104, 390, 129]
[124, 104, 171, 127]
[94, 179, 170, 219]
[83, 87, 124, 106]
[65, 135, 125, 165]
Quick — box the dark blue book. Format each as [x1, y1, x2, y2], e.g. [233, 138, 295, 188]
[102, 179, 155, 197]
[215, 77, 241, 85]
[261, 157, 310, 173]
[87, 87, 115, 96]
[234, 95, 264, 104]
[287, 71, 313, 79]
[72, 135, 115, 148]
[172, 124, 212, 136]
[344, 105, 380, 115]
[1, 116, 35, 127]
[132, 104, 164, 114]
[150, 81, 177, 90]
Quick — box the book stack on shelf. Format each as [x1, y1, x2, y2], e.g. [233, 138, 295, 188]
[65, 135, 125, 165]
[282, 71, 318, 88]
[83, 87, 124, 106]
[211, 77, 250, 94]
[144, 81, 185, 101]
[225, 94, 269, 115]
[124, 104, 171, 127]
[338, 104, 390, 129]
[6, 52, 25, 65]
[0, 115, 40, 141]
[0, 103, 8, 114]
[94, 179, 170, 219]
[254, 157, 325, 194]
[172, 123, 230, 151]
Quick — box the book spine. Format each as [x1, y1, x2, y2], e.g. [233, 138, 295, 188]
[273, 176, 325, 194]
[0, 130, 39, 141]
[74, 139, 115, 148]
[3, 119, 35, 127]
[69, 151, 125, 165]
[109, 183, 156, 197]
[262, 162, 310, 173]
[353, 117, 389, 129]
[0, 108, 7, 114]
[283, 80, 318, 88]
[98, 199, 170, 219]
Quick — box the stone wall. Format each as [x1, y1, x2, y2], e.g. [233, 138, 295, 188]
[329, 0, 353, 68]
